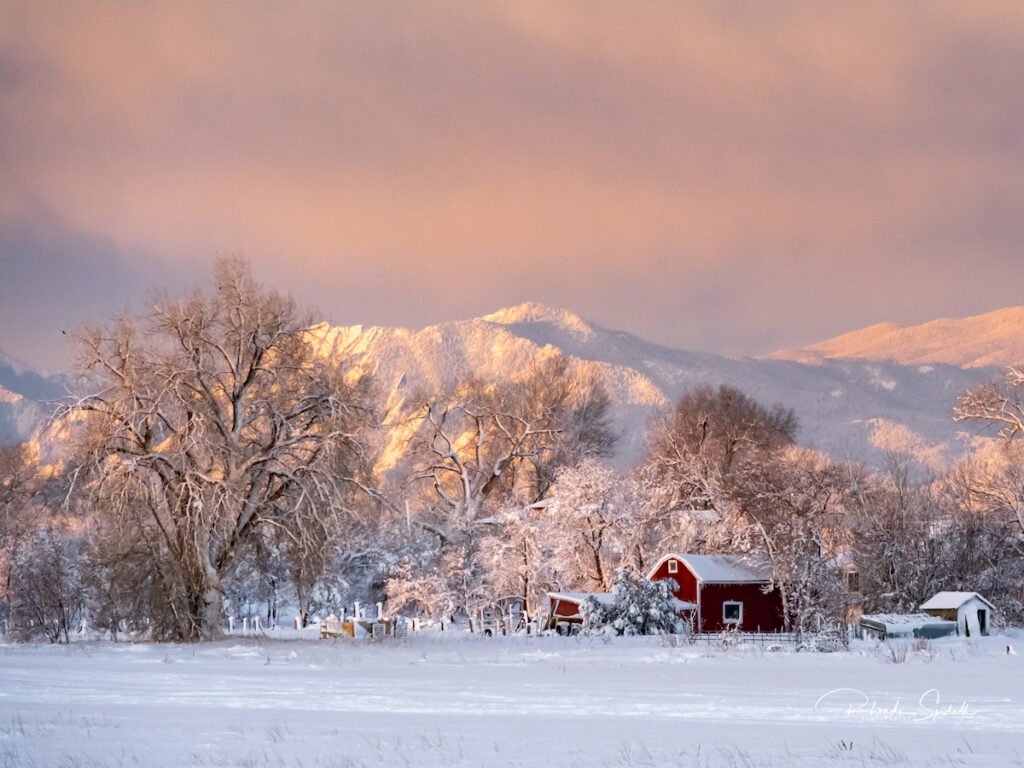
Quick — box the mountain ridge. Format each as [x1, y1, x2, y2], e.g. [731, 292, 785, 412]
[770, 306, 1024, 369]
[311, 302, 998, 471]
[2, 303, 1014, 471]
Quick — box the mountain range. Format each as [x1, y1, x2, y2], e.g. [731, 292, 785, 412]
[310, 303, 1014, 471]
[772, 306, 1024, 369]
[4, 304, 1020, 471]
[0, 351, 65, 448]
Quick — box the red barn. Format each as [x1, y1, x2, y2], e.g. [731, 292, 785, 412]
[647, 554, 785, 633]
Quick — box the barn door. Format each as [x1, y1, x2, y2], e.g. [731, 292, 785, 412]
[977, 610, 987, 636]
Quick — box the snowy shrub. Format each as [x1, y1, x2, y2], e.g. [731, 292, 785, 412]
[7, 529, 84, 643]
[580, 567, 684, 636]
[810, 628, 848, 653]
[881, 641, 910, 664]
[716, 625, 742, 650]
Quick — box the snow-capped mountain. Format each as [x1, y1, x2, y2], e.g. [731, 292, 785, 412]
[0, 351, 64, 445]
[313, 303, 999, 471]
[770, 306, 1024, 369]
[2, 304, 1010, 470]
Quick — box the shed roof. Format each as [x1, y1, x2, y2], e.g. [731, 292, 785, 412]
[547, 592, 614, 606]
[919, 592, 995, 611]
[648, 553, 772, 583]
[860, 613, 953, 630]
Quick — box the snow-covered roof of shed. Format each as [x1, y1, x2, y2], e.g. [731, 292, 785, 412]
[648, 554, 772, 583]
[547, 592, 614, 606]
[919, 592, 995, 611]
[860, 613, 956, 631]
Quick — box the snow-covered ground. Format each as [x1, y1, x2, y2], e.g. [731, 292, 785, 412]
[1, 631, 1023, 767]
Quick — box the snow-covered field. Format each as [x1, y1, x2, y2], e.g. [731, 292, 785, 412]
[1, 631, 1023, 767]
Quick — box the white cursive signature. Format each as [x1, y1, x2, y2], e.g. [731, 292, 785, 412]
[814, 687, 976, 722]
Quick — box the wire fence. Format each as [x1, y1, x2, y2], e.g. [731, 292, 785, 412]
[691, 631, 799, 647]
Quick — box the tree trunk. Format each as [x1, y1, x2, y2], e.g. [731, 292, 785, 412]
[199, 572, 224, 640]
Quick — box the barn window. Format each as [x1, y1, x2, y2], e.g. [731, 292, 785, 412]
[723, 601, 742, 624]
[667, 560, 678, 574]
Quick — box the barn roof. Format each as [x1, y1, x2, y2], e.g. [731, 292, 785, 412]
[547, 591, 697, 612]
[648, 554, 772, 583]
[919, 591, 995, 611]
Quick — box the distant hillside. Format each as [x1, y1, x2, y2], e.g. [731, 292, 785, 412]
[0, 351, 64, 444]
[311, 303, 997, 472]
[770, 306, 1024, 369]
[6, 304, 1009, 470]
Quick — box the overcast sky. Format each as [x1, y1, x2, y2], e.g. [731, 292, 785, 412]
[2, 1, 1023, 370]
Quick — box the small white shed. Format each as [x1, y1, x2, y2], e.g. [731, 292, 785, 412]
[919, 592, 995, 637]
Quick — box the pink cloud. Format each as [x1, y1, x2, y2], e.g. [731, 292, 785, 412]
[2, 1, 1024, 367]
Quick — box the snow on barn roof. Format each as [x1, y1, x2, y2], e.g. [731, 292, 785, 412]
[547, 592, 614, 606]
[548, 591, 697, 612]
[669, 598, 698, 612]
[648, 554, 773, 583]
[919, 591, 995, 611]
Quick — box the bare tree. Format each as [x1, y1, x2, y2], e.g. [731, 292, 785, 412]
[653, 384, 796, 473]
[848, 453, 946, 615]
[955, 368, 1024, 440]
[730, 446, 853, 635]
[1, 444, 35, 633]
[1, 444, 88, 643]
[951, 369, 1024, 620]
[66, 259, 374, 640]
[644, 384, 796, 512]
[477, 501, 551, 618]
[6, 529, 83, 643]
[409, 356, 614, 542]
[414, 385, 557, 532]
[514, 356, 616, 501]
[545, 458, 624, 592]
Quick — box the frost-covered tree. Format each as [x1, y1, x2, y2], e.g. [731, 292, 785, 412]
[619, 463, 725, 572]
[0, 444, 32, 627]
[730, 446, 854, 635]
[66, 259, 375, 640]
[477, 501, 551, 618]
[1, 444, 86, 643]
[955, 372, 1024, 544]
[955, 368, 1024, 441]
[580, 567, 684, 636]
[640, 385, 796, 533]
[949, 371, 1024, 620]
[7, 529, 84, 643]
[409, 355, 615, 541]
[545, 458, 625, 592]
[848, 453, 947, 614]
[390, 357, 615, 618]
[412, 381, 557, 534]
[513, 356, 616, 501]
[385, 544, 490, 621]
[938, 449, 1024, 622]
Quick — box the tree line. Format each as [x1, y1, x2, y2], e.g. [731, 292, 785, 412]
[2, 260, 1023, 641]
